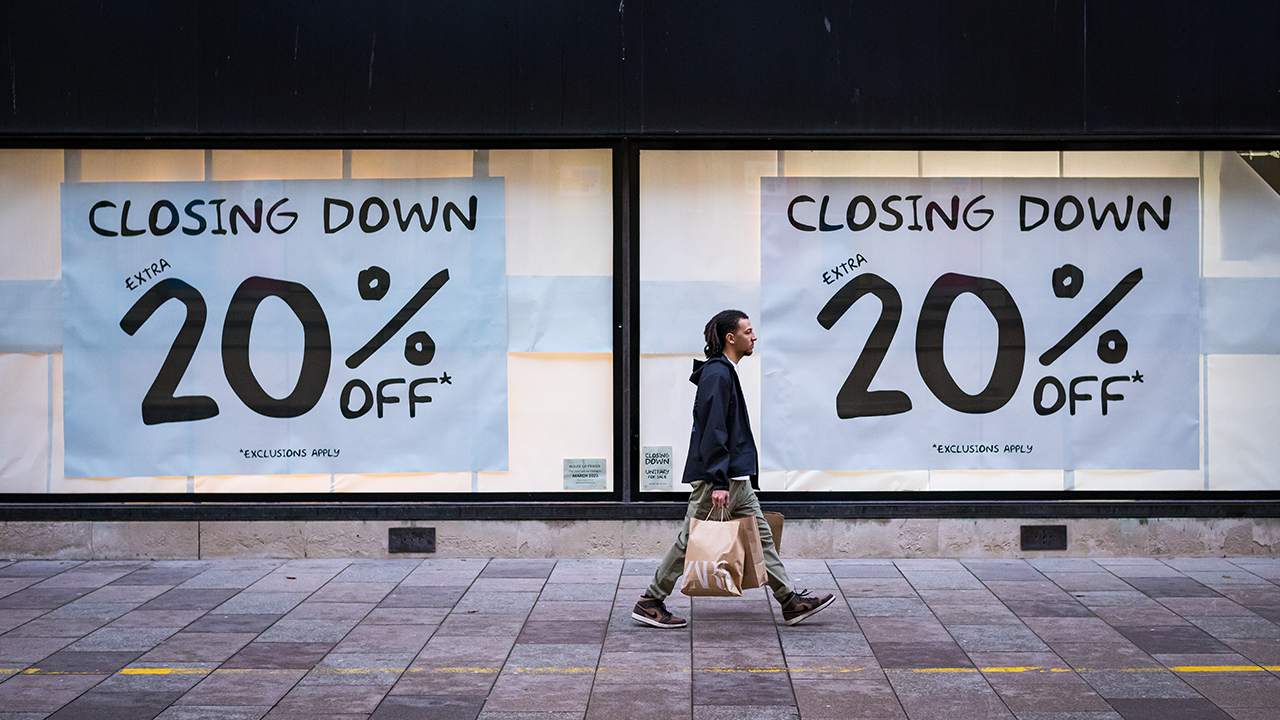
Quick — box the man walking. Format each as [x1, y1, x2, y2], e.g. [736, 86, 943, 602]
[633, 310, 835, 628]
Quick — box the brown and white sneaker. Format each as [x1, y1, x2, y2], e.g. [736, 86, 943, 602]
[779, 589, 835, 625]
[632, 596, 687, 628]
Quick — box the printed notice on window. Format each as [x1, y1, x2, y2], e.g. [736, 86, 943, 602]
[563, 458, 607, 490]
[641, 446, 674, 491]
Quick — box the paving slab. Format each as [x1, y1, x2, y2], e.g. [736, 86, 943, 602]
[378, 586, 468, 608]
[931, 603, 1024, 626]
[1049, 642, 1158, 671]
[183, 614, 282, 634]
[0, 561, 83, 578]
[308, 582, 397, 604]
[0, 636, 78, 663]
[994, 683, 1112, 714]
[871, 641, 973, 669]
[67, 626, 182, 652]
[484, 672, 595, 713]
[693, 643, 785, 670]
[110, 609, 207, 629]
[154, 705, 271, 720]
[300, 652, 415, 687]
[0, 608, 47, 635]
[1082, 669, 1203, 699]
[139, 632, 258, 664]
[32, 649, 145, 674]
[479, 560, 556, 579]
[692, 669, 795, 706]
[1106, 697, 1233, 719]
[95, 663, 218, 693]
[42, 689, 183, 720]
[1188, 615, 1280, 639]
[1003, 600, 1095, 618]
[517, 620, 606, 645]
[212, 593, 312, 616]
[1022, 617, 1129, 644]
[0, 588, 95, 609]
[140, 588, 241, 612]
[2, 614, 102, 635]
[858, 616, 952, 643]
[778, 630, 872, 657]
[0, 578, 44, 601]
[390, 666, 500, 696]
[949, 624, 1051, 653]
[370, 694, 486, 720]
[0, 673, 109, 713]
[33, 564, 142, 590]
[222, 643, 336, 670]
[1091, 604, 1192, 626]
[274, 684, 388, 713]
[110, 564, 210, 587]
[1223, 638, 1280, 665]
[1114, 625, 1235, 655]
[175, 669, 306, 707]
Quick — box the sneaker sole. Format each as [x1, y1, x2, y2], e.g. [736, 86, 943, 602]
[631, 611, 687, 629]
[782, 595, 836, 626]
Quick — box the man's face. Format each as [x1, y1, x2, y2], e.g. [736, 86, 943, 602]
[727, 317, 756, 356]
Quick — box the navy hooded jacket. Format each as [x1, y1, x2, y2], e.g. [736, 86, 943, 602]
[680, 355, 759, 490]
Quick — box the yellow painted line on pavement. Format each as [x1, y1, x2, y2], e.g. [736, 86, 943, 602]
[209, 669, 308, 675]
[11, 663, 1280, 679]
[1168, 665, 1266, 673]
[119, 668, 211, 675]
[311, 668, 404, 675]
[979, 667, 1074, 674]
[786, 666, 869, 674]
[409, 665, 875, 675]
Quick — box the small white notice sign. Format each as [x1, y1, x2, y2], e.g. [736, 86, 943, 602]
[563, 458, 607, 490]
[641, 445, 674, 491]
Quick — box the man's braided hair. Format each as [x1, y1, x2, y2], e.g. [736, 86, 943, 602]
[703, 309, 749, 359]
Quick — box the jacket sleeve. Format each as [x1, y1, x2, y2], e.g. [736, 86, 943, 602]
[694, 368, 733, 491]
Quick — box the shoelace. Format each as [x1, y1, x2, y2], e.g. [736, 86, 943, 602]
[790, 588, 815, 603]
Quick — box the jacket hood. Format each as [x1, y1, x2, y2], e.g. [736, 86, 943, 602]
[689, 356, 727, 384]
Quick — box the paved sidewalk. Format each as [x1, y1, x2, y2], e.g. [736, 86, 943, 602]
[2, 557, 1279, 719]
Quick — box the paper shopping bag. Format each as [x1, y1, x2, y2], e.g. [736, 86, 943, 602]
[681, 515, 746, 597]
[762, 511, 784, 554]
[739, 515, 768, 591]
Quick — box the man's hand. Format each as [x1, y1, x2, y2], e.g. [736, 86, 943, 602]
[711, 489, 730, 509]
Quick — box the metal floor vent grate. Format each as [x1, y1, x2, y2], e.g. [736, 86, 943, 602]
[1021, 524, 1067, 551]
[389, 527, 436, 553]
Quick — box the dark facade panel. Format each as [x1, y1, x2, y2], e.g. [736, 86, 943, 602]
[0, 1, 200, 134]
[195, 0, 624, 136]
[1085, 3, 1280, 135]
[0, 1, 1277, 139]
[635, 0, 1086, 136]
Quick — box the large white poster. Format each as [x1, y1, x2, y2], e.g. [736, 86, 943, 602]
[62, 178, 508, 477]
[762, 178, 1199, 470]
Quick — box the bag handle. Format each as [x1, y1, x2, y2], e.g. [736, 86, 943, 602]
[701, 505, 731, 522]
